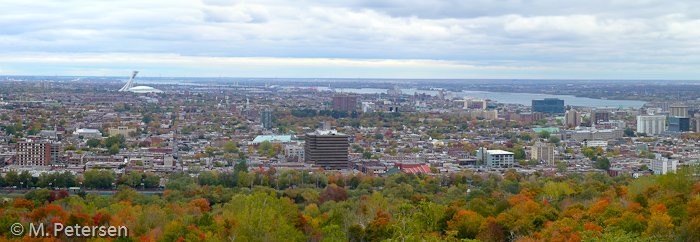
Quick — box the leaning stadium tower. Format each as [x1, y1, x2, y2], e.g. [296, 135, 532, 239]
[118, 71, 139, 92]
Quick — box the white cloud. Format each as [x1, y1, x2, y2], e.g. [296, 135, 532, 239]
[0, 0, 698, 78]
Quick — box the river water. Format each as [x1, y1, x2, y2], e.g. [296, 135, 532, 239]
[320, 87, 646, 108]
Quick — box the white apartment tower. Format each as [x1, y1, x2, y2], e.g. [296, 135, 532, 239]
[637, 115, 666, 135]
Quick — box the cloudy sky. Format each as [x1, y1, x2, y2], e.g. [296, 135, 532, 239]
[1, 0, 699, 79]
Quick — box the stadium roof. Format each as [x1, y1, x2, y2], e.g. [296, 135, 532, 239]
[252, 135, 293, 143]
[128, 86, 163, 93]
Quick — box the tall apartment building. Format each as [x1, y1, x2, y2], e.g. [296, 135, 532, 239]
[590, 111, 611, 125]
[532, 98, 565, 113]
[637, 115, 666, 135]
[670, 104, 688, 117]
[15, 139, 63, 166]
[645, 102, 672, 113]
[531, 142, 555, 166]
[453, 100, 467, 109]
[304, 129, 349, 170]
[564, 109, 581, 127]
[693, 114, 700, 132]
[469, 99, 487, 109]
[261, 109, 272, 129]
[332, 93, 357, 112]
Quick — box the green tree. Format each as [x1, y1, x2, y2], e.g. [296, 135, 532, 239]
[142, 113, 152, 124]
[513, 149, 526, 160]
[259, 141, 273, 151]
[539, 131, 550, 139]
[234, 160, 248, 173]
[205, 146, 217, 157]
[5, 171, 19, 186]
[19, 171, 33, 188]
[374, 133, 384, 140]
[4, 125, 16, 135]
[108, 144, 119, 155]
[595, 157, 611, 171]
[557, 162, 568, 173]
[84, 170, 115, 189]
[223, 142, 239, 153]
[144, 173, 160, 188]
[24, 188, 51, 205]
[86, 138, 101, 148]
[550, 136, 560, 144]
[223, 193, 304, 241]
[199, 171, 219, 186]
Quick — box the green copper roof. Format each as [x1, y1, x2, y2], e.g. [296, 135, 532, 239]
[532, 128, 560, 133]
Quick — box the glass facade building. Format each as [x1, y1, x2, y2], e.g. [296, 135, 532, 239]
[532, 98, 565, 113]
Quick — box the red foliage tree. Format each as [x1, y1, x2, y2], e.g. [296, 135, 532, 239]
[13, 198, 34, 210]
[363, 210, 393, 242]
[30, 204, 67, 222]
[92, 212, 112, 226]
[67, 212, 93, 226]
[319, 184, 348, 204]
[57, 190, 70, 200]
[47, 191, 57, 203]
[189, 198, 211, 213]
[292, 211, 311, 234]
[477, 217, 505, 242]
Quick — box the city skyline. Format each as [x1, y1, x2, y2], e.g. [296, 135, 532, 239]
[1, 0, 699, 79]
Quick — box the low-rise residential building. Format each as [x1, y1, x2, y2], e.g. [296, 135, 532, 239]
[651, 157, 678, 175]
[109, 126, 137, 137]
[477, 147, 514, 168]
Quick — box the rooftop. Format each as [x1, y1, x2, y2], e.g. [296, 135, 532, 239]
[314, 129, 345, 136]
[487, 150, 514, 155]
[252, 135, 293, 143]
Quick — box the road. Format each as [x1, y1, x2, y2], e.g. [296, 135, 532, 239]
[0, 188, 165, 196]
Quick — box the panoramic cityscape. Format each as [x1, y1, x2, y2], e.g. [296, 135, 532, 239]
[2, 0, 700, 241]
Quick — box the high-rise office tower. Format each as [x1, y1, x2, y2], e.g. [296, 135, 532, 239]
[669, 117, 690, 132]
[304, 129, 349, 170]
[532, 98, 565, 113]
[261, 109, 272, 129]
